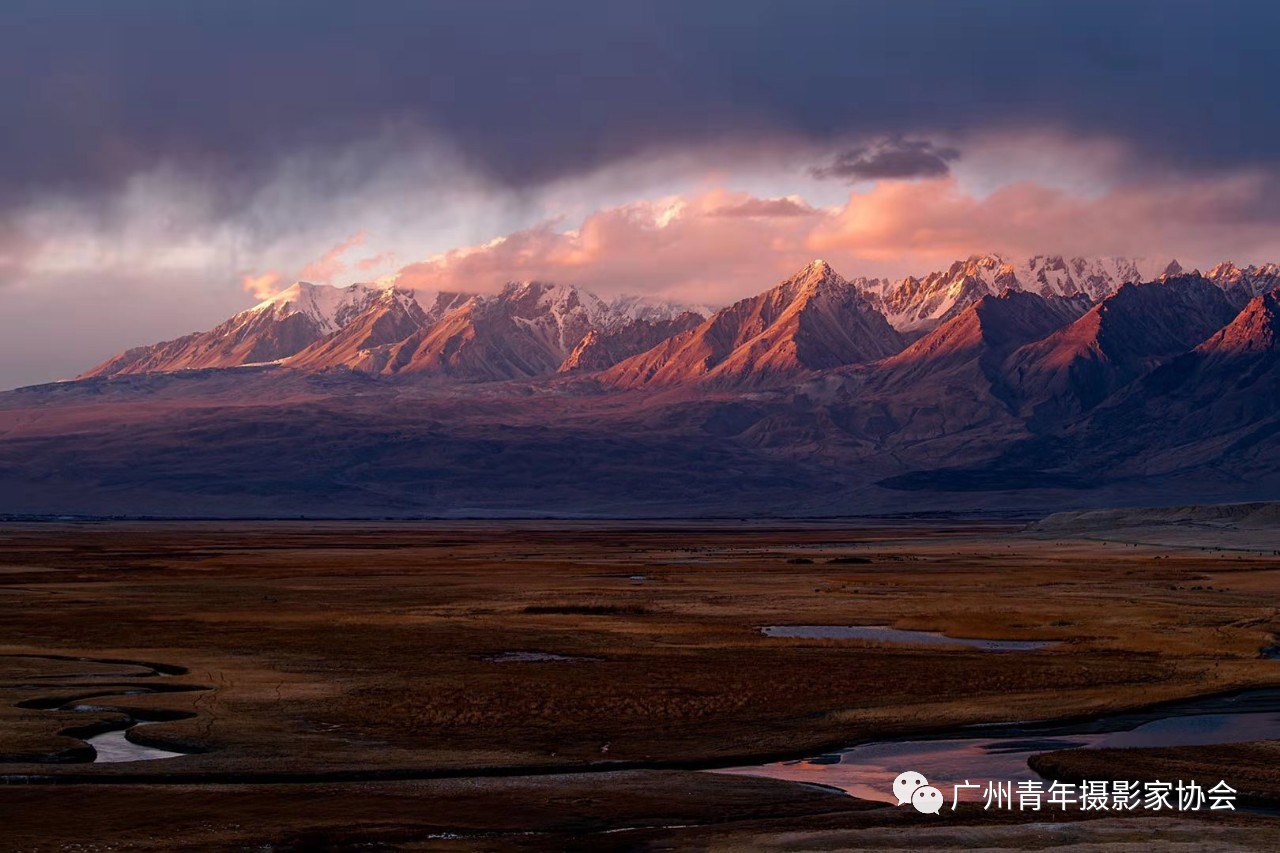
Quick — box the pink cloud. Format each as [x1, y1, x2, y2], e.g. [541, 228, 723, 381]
[299, 230, 367, 283]
[355, 251, 397, 272]
[809, 176, 1280, 272]
[708, 196, 819, 218]
[241, 270, 283, 300]
[391, 178, 1280, 304]
[393, 190, 820, 303]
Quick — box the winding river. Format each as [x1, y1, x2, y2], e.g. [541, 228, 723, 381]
[1, 653, 204, 764]
[716, 688, 1280, 803]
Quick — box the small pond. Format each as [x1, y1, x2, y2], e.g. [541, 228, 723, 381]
[485, 651, 599, 663]
[761, 625, 1057, 652]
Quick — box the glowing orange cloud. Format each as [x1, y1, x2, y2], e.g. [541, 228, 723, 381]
[241, 271, 283, 300]
[808, 176, 1280, 269]
[355, 251, 396, 272]
[394, 190, 821, 303]
[389, 176, 1280, 303]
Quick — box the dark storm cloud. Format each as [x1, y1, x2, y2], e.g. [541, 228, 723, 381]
[811, 139, 960, 181]
[2, 0, 1279, 210]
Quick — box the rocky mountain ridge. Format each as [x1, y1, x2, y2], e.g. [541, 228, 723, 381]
[84, 254, 1280, 386]
[11, 254, 1279, 517]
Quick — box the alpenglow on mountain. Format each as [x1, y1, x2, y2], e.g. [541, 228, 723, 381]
[82, 282, 713, 382]
[599, 260, 903, 388]
[5, 253, 1278, 518]
[83, 253, 1275, 386]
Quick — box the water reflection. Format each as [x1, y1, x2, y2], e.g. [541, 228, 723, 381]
[85, 723, 189, 763]
[761, 625, 1057, 651]
[717, 691, 1280, 803]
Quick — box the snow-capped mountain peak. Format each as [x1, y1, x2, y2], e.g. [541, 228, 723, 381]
[600, 259, 902, 388]
[606, 294, 714, 324]
[1204, 261, 1280, 303]
[249, 282, 385, 333]
[858, 253, 1179, 332]
[81, 255, 1279, 384]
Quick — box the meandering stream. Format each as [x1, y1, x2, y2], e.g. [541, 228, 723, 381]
[83, 722, 190, 762]
[1, 653, 204, 764]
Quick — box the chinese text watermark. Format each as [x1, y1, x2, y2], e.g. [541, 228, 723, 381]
[892, 771, 1236, 814]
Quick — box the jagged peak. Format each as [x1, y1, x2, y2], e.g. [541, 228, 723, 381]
[251, 279, 378, 304]
[777, 258, 851, 298]
[250, 280, 321, 312]
[967, 253, 1009, 269]
[500, 279, 561, 295]
[1198, 288, 1280, 355]
[495, 280, 611, 314]
[1208, 260, 1243, 279]
[949, 289, 1076, 330]
[792, 258, 842, 279]
[248, 280, 411, 319]
[253, 280, 311, 306]
[1238, 288, 1280, 324]
[498, 280, 563, 303]
[1205, 260, 1280, 280]
[241, 281, 394, 335]
[1098, 272, 1215, 303]
[607, 293, 715, 321]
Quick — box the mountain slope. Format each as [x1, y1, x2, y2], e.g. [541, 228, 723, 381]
[857, 255, 1179, 332]
[365, 282, 624, 380]
[283, 288, 436, 371]
[84, 281, 705, 382]
[1205, 262, 1280, 306]
[82, 253, 1237, 383]
[1194, 287, 1280, 360]
[12, 265, 1280, 518]
[835, 291, 1093, 454]
[559, 313, 705, 373]
[601, 261, 903, 389]
[1004, 275, 1239, 422]
[605, 294, 716, 325]
[874, 290, 1092, 390]
[81, 282, 389, 377]
[884, 287, 1280, 498]
[1061, 288, 1280, 483]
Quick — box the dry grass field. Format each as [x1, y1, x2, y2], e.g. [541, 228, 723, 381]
[2, 520, 1280, 850]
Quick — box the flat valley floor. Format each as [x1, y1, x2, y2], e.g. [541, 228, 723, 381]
[3, 521, 1280, 851]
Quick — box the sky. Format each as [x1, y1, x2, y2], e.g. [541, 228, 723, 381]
[3, 0, 1280, 389]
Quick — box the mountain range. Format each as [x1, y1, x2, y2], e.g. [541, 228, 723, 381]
[83, 282, 714, 381]
[2, 254, 1278, 518]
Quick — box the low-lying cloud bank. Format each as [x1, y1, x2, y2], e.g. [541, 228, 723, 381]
[392, 175, 1280, 303]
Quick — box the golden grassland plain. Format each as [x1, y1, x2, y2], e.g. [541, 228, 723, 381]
[2, 520, 1280, 850]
